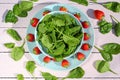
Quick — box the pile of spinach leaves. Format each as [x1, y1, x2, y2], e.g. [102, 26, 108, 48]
[98, 15, 120, 37]
[71, 0, 120, 13]
[37, 13, 83, 61]
[19, 61, 85, 80]
[94, 43, 120, 74]
[5, 1, 35, 23]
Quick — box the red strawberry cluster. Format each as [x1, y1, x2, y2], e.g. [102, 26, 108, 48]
[26, 33, 41, 55]
[43, 55, 70, 68]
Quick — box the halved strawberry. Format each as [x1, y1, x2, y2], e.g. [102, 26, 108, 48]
[61, 59, 70, 68]
[59, 6, 67, 12]
[74, 13, 80, 20]
[94, 10, 104, 20]
[26, 33, 35, 42]
[31, 18, 39, 27]
[43, 56, 51, 63]
[82, 21, 89, 29]
[76, 52, 85, 60]
[43, 10, 51, 16]
[84, 33, 90, 41]
[81, 43, 90, 51]
[33, 47, 41, 55]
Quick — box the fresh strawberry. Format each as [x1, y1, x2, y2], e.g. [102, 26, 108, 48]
[61, 59, 70, 68]
[33, 47, 41, 55]
[76, 52, 85, 60]
[31, 18, 39, 27]
[94, 10, 104, 20]
[82, 21, 89, 28]
[59, 6, 67, 12]
[43, 10, 50, 16]
[81, 43, 90, 51]
[74, 13, 80, 20]
[26, 33, 35, 42]
[84, 33, 90, 41]
[43, 56, 51, 63]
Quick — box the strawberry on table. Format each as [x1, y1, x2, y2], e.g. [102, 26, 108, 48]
[74, 13, 81, 20]
[84, 33, 90, 41]
[76, 52, 85, 60]
[26, 33, 35, 42]
[43, 56, 51, 63]
[31, 18, 39, 27]
[59, 6, 67, 12]
[61, 59, 70, 68]
[81, 43, 90, 51]
[33, 47, 41, 55]
[43, 10, 50, 16]
[94, 10, 105, 20]
[82, 21, 89, 28]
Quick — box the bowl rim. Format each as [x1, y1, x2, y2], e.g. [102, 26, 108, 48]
[35, 11, 84, 59]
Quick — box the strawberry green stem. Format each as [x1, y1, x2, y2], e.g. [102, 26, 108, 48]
[110, 15, 119, 23]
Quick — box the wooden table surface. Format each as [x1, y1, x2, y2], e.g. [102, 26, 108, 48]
[0, 0, 120, 80]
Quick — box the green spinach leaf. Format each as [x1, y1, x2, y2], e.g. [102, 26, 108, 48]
[94, 46, 112, 61]
[102, 43, 120, 55]
[17, 74, 24, 80]
[66, 67, 85, 78]
[5, 10, 18, 23]
[41, 34, 53, 49]
[63, 34, 79, 46]
[4, 43, 15, 49]
[52, 43, 65, 56]
[103, 2, 120, 13]
[19, 1, 33, 11]
[95, 60, 116, 74]
[13, 4, 21, 16]
[114, 23, 120, 37]
[11, 47, 24, 61]
[7, 29, 22, 41]
[110, 15, 120, 37]
[26, 61, 36, 74]
[11, 41, 25, 61]
[13, 4, 28, 17]
[70, 0, 88, 6]
[41, 72, 58, 80]
[98, 19, 112, 34]
[18, 11, 28, 17]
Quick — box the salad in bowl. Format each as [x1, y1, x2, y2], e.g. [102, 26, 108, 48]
[35, 11, 84, 61]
